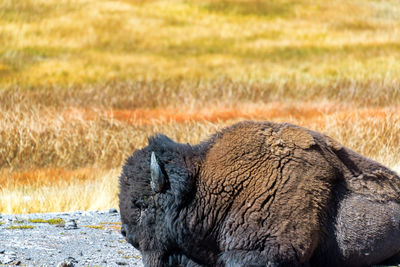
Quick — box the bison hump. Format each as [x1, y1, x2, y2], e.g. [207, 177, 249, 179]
[278, 125, 316, 149]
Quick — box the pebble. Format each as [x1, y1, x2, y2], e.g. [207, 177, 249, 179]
[56, 257, 78, 267]
[0, 255, 16, 264]
[109, 208, 118, 214]
[64, 219, 78, 230]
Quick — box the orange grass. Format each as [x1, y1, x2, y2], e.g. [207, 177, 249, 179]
[107, 104, 396, 126]
[59, 102, 397, 126]
[60, 104, 333, 125]
[105, 104, 335, 125]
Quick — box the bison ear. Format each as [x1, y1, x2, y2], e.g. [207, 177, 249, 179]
[150, 152, 165, 193]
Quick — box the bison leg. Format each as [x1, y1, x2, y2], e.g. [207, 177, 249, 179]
[218, 250, 301, 267]
[166, 253, 204, 267]
[141, 251, 165, 267]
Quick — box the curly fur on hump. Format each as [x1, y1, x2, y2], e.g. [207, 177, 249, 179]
[119, 121, 400, 267]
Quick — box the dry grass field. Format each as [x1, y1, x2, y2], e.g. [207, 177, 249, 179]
[1, 0, 399, 213]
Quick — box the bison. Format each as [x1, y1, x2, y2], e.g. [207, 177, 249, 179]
[119, 121, 400, 266]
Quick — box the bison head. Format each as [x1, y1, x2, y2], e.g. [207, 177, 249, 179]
[118, 134, 200, 263]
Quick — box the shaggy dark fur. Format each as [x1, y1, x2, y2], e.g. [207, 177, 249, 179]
[119, 121, 400, 267]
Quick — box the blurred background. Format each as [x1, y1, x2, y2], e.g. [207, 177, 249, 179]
[1, 0, 399, 213]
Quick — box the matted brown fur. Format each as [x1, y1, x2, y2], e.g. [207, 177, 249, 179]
[196, 122, 339, 263]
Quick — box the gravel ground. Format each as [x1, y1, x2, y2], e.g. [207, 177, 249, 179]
[0, 209, 143, 266]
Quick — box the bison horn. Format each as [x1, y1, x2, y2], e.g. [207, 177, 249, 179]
[150, 152, 165, 193]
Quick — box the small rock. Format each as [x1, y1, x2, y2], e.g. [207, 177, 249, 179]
[56, 257, 77, 267]
[64, 219, 78, 230]
[116, 261, 128, 265]
[25, 257, 31, 261]
[0, 255, 15, 264]
[10, 260, 21, 266]
[0, 249, 4, 254]
[109, 208, 118, 214]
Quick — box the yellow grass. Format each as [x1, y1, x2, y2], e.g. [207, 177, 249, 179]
[0, 168, 120, 214]
[1, 0, 400, 214]
[1, 0, 400, 89]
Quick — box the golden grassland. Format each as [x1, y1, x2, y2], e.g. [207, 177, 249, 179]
[1, 0, 400, 213]
[1, 0, 400, 89]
